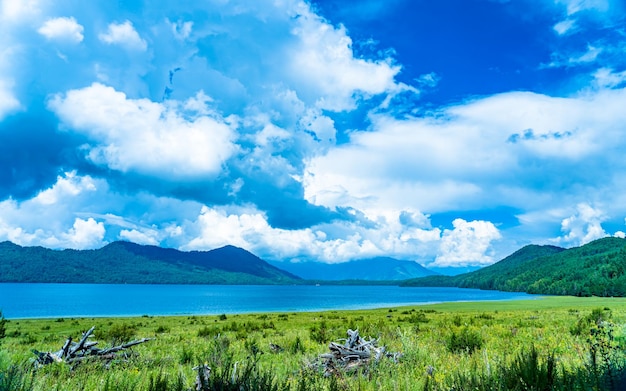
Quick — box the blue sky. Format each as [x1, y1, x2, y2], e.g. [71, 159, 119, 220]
[1, 0, 626, 269]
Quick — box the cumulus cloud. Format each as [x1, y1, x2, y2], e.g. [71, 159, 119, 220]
[287, 6, 401, 111]
[58, 218, 105, 249]
[433, 219, 502, 267]
[557, 203, 608, 246]
[182, 206, 441, 263]
[304, 88, 626, 216]
[0, 172, 105, 249]
[99, 20, 147, 51]
[38, 16, 84, 43]
[119, 228, 159, 246]
[48, 84, 236, 180]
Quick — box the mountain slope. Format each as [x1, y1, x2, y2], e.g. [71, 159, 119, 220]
[271, 257, 437, 281]
[402, 238, 626, 297]
[0, 241, 300, 285]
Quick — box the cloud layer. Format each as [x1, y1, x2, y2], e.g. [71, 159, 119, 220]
[1, 0, 626, 268]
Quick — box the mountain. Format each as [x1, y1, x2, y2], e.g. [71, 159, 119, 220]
[0, 241, 301, 285]
[270, 257, 437, 281]
[401, 237, 626, 297]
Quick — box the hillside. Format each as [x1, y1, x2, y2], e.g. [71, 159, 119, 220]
[402, 237, 626, 297]
[271, 257, 437, 281]
[0, 241, 301, 285]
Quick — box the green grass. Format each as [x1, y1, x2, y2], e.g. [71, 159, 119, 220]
[1, 296, 625, 390]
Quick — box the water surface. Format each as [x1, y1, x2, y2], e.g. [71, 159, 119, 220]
[0, 283, 538, 319]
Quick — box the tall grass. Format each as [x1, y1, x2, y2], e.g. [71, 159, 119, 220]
[0, 297, 625, 390]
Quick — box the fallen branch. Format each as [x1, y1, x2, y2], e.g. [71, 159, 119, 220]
[32, 326, 152, 367]
[312, 329, 401, 377]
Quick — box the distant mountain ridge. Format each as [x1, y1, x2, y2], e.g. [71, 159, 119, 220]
[402, 237, 626, 297]
[0, 241, 300, 285]
[271, 257, 437, 281]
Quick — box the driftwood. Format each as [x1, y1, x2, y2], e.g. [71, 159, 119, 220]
[32, 326, 152, 367]
[314, 329, 401, 377]
[193, 364, 211, 391]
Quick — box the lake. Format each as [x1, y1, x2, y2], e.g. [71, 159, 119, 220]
[0, 283, 538, 319]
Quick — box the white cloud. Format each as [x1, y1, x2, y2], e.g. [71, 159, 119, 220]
[553, 18, 576, 35]
[38, 16, 83, 43]
[99, 20, 147, 51]
[593, 68, 626, 89]
[557, 203, 608, 246]
[287, 6, 401, 111]
[415, 72, 441, 88]
[303, 88, 626, 216]
[570, 45, 602, 64]
[0, 173, 106, 249]
[183, 205, 442, 263]
[0, 80, 20, 119]
[614, 231, 625, 239]
[433, 219, 502, 267]
[555, 0, 610, 15]
[57, 218, 106, 249]
[49, 84, 236, 180]
[0, 0, 42, 22]
[119, 228, 159, 246]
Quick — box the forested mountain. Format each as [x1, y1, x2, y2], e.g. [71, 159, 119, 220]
[270, 257, 437, 281]
[401, 237, 626, 297]
[0, 241, 300, 285]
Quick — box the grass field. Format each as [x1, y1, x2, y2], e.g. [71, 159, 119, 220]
[1, 296, 625, 390]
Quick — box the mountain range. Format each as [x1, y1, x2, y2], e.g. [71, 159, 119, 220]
[0, 241, 300, 285]
[1, 237, 626, 297]
[401, 237, 626, 297]
[269, 257, 437, 281]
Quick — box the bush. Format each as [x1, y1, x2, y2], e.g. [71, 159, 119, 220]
[0, 311, 6, 342]
[197, 326, 218, 338]
[101, 323, 137, 345]
[570, 308, 612, 336]
[309, 320, 329, 344]
[446, 327, 483, 354]
[289, 336, 305, 354]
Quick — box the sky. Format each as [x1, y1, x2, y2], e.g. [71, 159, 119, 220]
[1, 0, 626, 270]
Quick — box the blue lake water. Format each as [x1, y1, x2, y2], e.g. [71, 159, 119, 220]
[0, 283, 539, 319]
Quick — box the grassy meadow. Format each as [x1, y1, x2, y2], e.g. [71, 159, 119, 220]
[1, 296, 626, 390]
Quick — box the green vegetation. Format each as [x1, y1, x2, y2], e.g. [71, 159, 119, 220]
[403, 237, 626, 297]
[1, 297, 625, 390]
[0, 241, 300, 285]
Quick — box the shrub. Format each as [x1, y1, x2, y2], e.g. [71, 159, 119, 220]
[197, 326, 218, 338]
[0, 311, 6, 342]
[446, 327, 483, 354]
[155, 325, 169, 334]
[289, 336, 305, 354]
[309, 320, 329, 344]
[101, 323, 137, 345]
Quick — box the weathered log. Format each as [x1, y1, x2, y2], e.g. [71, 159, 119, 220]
[313, 329, 400, 377]
[33, 326, 152, 367]
[69, 326, 96, 357]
